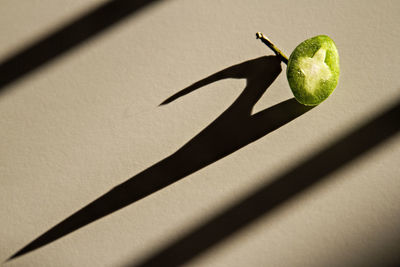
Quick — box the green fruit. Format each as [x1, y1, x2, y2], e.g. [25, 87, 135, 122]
[286, 35, 340, 106]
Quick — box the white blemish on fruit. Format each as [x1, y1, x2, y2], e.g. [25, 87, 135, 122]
[299, 48, 332, 93]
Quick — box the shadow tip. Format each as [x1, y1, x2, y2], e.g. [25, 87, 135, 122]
[5, 253, 19, 262]
[6, 242, 36, 262]
[159, 99, 172, 106]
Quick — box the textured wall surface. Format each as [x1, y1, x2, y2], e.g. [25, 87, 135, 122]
[1, 0, 399, 266]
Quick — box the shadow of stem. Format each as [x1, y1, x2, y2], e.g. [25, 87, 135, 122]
[9, 55, 314, 261]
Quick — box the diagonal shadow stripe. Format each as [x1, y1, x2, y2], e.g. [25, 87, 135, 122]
[0, 0, 161, 93]
[130, 98, 400, 267]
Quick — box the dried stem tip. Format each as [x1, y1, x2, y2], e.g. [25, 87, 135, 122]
[256, 32, 288, 65]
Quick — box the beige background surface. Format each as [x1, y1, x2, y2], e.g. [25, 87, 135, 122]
[1, 0, 399, 266]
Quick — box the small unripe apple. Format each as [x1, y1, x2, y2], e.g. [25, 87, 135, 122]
[256, 33, 340, 106]
[287, 35, 340, 106]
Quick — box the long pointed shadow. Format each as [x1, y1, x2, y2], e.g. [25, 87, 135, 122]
[0, 0, 160, 93]
[130, 98, 400, 267]
[8, 55, 313, 261]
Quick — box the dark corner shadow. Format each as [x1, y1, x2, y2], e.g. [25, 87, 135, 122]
[0, 0, 160, 94]
[8, 55, 314, 261]
[129, 98, 400, 267]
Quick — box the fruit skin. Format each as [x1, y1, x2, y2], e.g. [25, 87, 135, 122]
[286, 35, 340, 106]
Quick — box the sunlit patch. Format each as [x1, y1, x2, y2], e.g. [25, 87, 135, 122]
[299, 48, 332, 93]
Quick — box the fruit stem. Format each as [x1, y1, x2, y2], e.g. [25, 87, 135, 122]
[256, 32, 288, 65]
